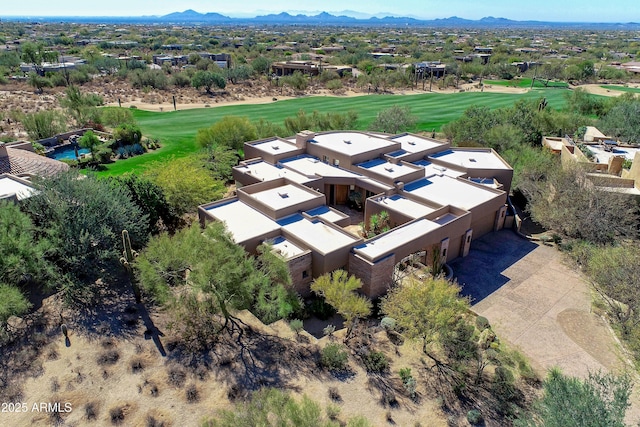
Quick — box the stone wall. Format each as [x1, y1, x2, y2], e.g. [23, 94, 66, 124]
[288, 251, 313, 296]
[349, 253, 395, 298]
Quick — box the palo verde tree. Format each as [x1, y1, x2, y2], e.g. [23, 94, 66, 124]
[310, 269, 372, 341]
[60, 85, 104, 127]
[196, 115, 257, 150]
[381, 276, 470, 365]
[135, 222, 299, 351]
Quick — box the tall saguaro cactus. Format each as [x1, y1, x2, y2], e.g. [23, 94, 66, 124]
[120, 230, 141, 303]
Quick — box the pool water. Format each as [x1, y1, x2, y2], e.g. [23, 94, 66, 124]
[47, 146, 91, 160]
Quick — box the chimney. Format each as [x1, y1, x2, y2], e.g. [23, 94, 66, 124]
[395, 181, 405, 191]
[295, 130, 315, 150]
[0, 144, 7, 158]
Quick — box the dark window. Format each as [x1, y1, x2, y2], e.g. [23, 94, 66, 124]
[442, 249, 447, 257]
[302, 270, 309, 279]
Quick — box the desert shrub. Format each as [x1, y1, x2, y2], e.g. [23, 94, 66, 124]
[84, 402, 99, 420]
[326, 79, 343, 91]
[101, 107, 135, 127]
[97, 349, 120, 365]
[321, 343, 349, 371]
[185, 383, 199, 402]
[380, 317, 396, 331]
[467, 409, 483, 425]
[113, 123, 142, 145]
[130, 69, 168, 89]
[109, 405, 127, 425]
[20, 110, 66, 140]
[0, 284, 32, 325]
[130, 357, 145, 373]
[167, 366, 186, 388]
[476, 315, 490, 330]
[289, 319, 304, 334]
[323, 324, 336, 337]
[328, 386, 342, 402]
[362, 350, 388, 373]
[326, 403, 341, 420]
[170, 72, 191, 87]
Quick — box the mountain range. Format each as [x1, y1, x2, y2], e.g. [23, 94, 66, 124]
[3, 9, 640, 29]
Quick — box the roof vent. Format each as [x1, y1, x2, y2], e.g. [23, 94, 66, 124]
[343, 140, 352, 144]
[278, 192, 289, 198]
[469, 158, 477, 163]
[384, 166, 394, 172]
[272, 145, 280, 150]
[408, 141, 416, 145]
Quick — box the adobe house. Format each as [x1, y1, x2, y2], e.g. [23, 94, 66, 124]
[199, 131, 513, 298]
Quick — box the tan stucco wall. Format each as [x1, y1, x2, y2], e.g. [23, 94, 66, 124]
[349, 253, 396, 298]
[288, 251, 314, 296]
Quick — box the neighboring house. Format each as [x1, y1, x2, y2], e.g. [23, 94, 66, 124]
[543, 127, 640, 195]
[0, 173, 36, 202]
[0, 141, 69, 177]
[199, 131, 513, 297]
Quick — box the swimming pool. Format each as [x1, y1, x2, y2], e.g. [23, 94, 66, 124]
[47, 145, 91, 160]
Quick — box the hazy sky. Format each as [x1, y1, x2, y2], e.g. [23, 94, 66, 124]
[1, 0, 637, 22]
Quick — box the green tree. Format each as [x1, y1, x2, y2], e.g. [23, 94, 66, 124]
[599, 96, 640, 143]
[77, 130, 101, 157]
[527, 164, 638, 244]
[100, 107, 135, 127]
[109, 174, 179, 235]
[196, 116, 257, 149]
[518, 369, 631, 427]
[200, 145, 241, 182]
[113, 123, 142, 145]
[0, 284, 31, 325]
[136, 223, 297, 349]
[311, 270, 372, 340]
[192, 70, 226, 93]
[21, 171, 148, 302]
[0, 201, 56, 287]
[144, 156, 226, 215]
[368, 105, 417, 134]
[60, 85, 104, 127]
[20, 110, 66, 140]
[27, 72, 52, 93]
[381, 277, 470, 364]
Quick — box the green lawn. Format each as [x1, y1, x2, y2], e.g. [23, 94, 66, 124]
[485, 78, 568, 89]
[96, 89, 569, 176]
[600, 85, 640, 93]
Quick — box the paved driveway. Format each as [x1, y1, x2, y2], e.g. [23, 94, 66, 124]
[450, 230, 626, 378]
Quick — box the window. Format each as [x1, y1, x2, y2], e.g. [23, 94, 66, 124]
[302, 270, 309, 279]
[323, 155, 329, 163]
[442, 249, 447, 257]
[333, 159, 340, 166]
[466, 235, 471, 243]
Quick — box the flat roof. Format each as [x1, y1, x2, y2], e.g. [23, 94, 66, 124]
[430, 149, 511, 170]
[412, 160, 467, 178]
[375, 194, 437, 218]
[390, 134, 445, 153]
[357, 158, 419, 180]
[235, 161, 310, 184]
[250, 138, 300, 156]
[353, 219, 441, 261]
[404, 175, 501, 210]
[305, 205, 348, 223]
[586, 144, 640, 163]
[280, 155, 363, 179]
[0, 175, 35, 200]
[250, 183, 320, 211]
[307, 132, 398, 156]
[281, 215, 359, 254]
[205, 199, 280, 243]
[269, 235, 306, 258]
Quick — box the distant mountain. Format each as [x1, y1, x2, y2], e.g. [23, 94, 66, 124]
[2, 10, 640, 30]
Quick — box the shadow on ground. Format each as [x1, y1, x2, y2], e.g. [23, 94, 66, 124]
[450, 230, 538, 304]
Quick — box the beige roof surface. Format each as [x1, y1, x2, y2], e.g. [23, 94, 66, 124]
[250, 183, 320, 210]
[353, 219, 441, 261]
[205, 199, 280, 243]
[306, 132, 398, 156]
[235, 161, 310, 184]
[281, 215, 359, 254]
[0, 146, 69, 176]
[390, 134, 445, 153]
[279, 155, 362, 178]
[374, 194, 438, 218]
[250, 138, 300, 156]
[0, 174, 35, 200]
[404, 175, 502, 211]
[430, 149, 511, 170]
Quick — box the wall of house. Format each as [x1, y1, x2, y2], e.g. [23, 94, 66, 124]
[349, 253, 396, 298]
[288, 251, 314, 296]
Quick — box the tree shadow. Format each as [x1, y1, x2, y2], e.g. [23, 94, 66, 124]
[65, 336, 71, 347]
[138, 302, 166, 357]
